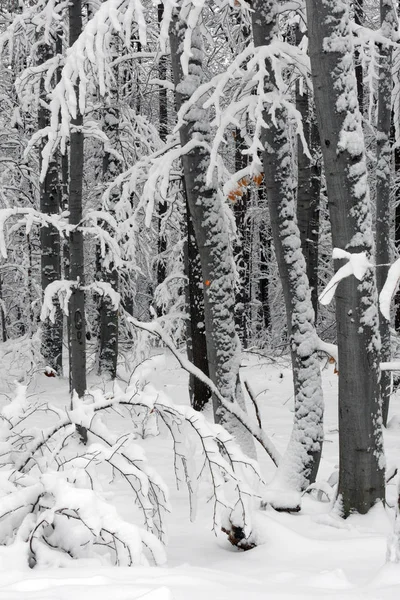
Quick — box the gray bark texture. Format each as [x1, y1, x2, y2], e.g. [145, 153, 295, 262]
[251, 0, 324, 500]
[98, 105, 119, 379]
[68, 0, 87, 427]
[169, 11, 255, 457]
[295, 27, 321, 321]
[38, 40, 63, 375]
[183, 196, 211, 412]
[376, 0, 396, 426]
[306, 0, 385, 515]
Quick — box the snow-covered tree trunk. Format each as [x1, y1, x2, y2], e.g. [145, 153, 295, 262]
[234, 129, 251, 348]
[376, 0, 396, 426]
[295, 27, 321, 321]
[169, 11, 255, 456]
[354, 0, 364, 112]
[98, 103, 119, 379]
[68, 0, 87, 430]
[306, 0, 385, 515]
[38, 40, 63, 375]
[251, 0, 324, 504]
[157, 2, 168, 307]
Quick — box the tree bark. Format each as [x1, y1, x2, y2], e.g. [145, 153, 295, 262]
[376, 0, 396, 427]
[306, 0, 385, 515]
[38, 39, 63, 374]
[234, 129, 251, 348]
[68, 0, 87, 439]
[251, 0, 324, 502]
[98, 105, 119, 379]
[183, 194, 211, 412]
[295, 26, 321, 321]
[156, 2, 168, 308]
[169, 11, 255, 457]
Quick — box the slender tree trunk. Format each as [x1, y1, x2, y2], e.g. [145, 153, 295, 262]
[251, 0, 324, 506]
[354, 0, 364, 113]
[295, 27, 321, 321]
[0, 274, 6, 343]
[68, 0, 87, 439]
[259, 221, 271, 331]
[38, 40, 63, 374]
[306, 0, 385, 515]
[376, 0, 395, 427]
[395, 145, 400, 331]
[98, 103, 119, 379]
[183, 194, 211, 411]
[169, 11, 255, 457]
[234, 129, 251, 347]
[156, 3, 168, 308]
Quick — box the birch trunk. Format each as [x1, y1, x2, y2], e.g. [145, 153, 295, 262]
[306, 0, 385, 515]
[169, 12, 255, 457]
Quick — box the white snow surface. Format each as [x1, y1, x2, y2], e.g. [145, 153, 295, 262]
[0, 348, 399, 599]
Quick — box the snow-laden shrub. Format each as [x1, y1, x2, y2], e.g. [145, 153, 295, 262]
[0, 359, 262, 567]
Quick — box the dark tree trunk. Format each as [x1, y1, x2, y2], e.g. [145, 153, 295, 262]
[306, 0, 385, 515]
[259, 221, 271, 331]
[183, 194, 211, 412]
[38, 40, 63, 374]
[68, 0, 87, 438]
[156, 3, 168, 307]
[354, 0, 364, 113]
[0, 274, 7, 343]
[234, 129, 251, 348]
[98, 120, 119, 379]
[376, 0, 395, 426]
[295, 27, 321, 321]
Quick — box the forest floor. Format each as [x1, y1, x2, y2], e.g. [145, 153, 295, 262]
[0, 340, 399, 599]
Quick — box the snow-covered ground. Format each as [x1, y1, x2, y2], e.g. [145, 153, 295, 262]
[0, 342, 399, 599]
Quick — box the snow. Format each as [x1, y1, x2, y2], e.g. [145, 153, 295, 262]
[0, 349, 399, 598]
[319, 249, 373, 306]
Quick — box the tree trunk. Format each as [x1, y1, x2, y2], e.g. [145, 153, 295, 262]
[251, 0, 324, 505]
[0, 273, 7, 343]
[376, 0, 396, 427]
[98, 105, 119, 379]
[306, 0, 385, 515]
[354, 0, 364, 113]
[183, 195, 211, 412]
[156, 3, 168, 308]
[68, 0, 87, 440]
[295, 26, 321, 321]
[169, 11, 255, 457]
[234, 129, 251, 348]
[395, 144, 400, 331]
[38, 40, 63, 374]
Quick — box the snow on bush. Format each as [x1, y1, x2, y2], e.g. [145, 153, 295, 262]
[0, 358, 262, 567]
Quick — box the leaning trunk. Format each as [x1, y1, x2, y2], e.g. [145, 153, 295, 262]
[169, 11, 255, 456]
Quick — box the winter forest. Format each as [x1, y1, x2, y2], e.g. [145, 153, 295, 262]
[1, 0, 400, 597]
